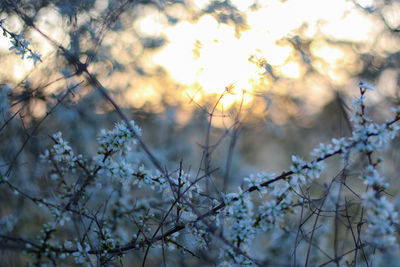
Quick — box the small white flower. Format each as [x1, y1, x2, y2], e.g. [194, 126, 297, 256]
[332, 138, 349, 153]
[307, 160, 324, 179]
[362, 165, 385, 187]
[244, 173, 263, 190]
[311, 143, 334, 158]
[72, 242, 91, 264]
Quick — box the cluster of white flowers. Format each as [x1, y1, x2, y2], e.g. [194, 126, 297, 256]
[244, 172, 273, 192]
[72, 242, 92, 264]
[2, 0, 400, 264]
[96, 157, 134, 184]
[256, 199, 287, 231]
[352, 123, 386, 153]
[40, 132, 81, 173]
[133, 165, 160, 189]
[350, 84, 399, 249]
[97, 226, 117, 255]
[185, 221, 209, 249]
[362, 190, 398, 249]
[214, 83, 400, 266]
[93, 121, 144, 186]
[311, 137, 350, 159]
[362, 165, 387, 187]
[17, 83, 400, 266]
[0, 19, 42, 65]
[228, 190, 255, 246]
[289, 155, 324, 186]
[97, 121, 140, 155]
[218, 189, 255, 266]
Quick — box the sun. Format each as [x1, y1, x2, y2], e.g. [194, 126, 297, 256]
[151, 0, 378, 111]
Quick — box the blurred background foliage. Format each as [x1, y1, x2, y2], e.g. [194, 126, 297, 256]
[1, 0, 400, 265]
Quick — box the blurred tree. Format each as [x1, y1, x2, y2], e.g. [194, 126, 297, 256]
[0, 0, 400, 266]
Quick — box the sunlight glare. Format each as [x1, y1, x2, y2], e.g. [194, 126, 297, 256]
[153, 0, 376, 110]
[153, 13, 298, 108]
[230, 0, 254, 12]
[127, 83, 160, 108]
[135, 7, 167, 36]
[13, 61, 33, 80]
[310, 41, 346, 64]
[278, 61, 301, 79]
[154, 15, 262, 107]
[319, 9, 379, 41]
[191, 0, 211, 10]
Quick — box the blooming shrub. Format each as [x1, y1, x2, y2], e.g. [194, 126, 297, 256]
[0, 7, 400, 267]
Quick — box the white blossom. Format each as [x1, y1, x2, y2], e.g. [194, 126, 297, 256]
[289, 155, 307, 185]
[97, 121, 141, 154]
[72, 243, 91, 264]
[311, 143, 334, 158]
[0, 22, 43, 66]
[362, 191, 398, 249]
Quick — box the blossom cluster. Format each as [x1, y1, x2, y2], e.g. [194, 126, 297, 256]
[0, 19, 42, 65]
[224, 189, 255, 247]
[93, 121, 143, 184]
[289, 155, 324, 186]
[2, 83, 400, 266]
[213, 83, 400, 266]
[72, 242, 91, 264]
[40, 132, 81, 177]
[217, 174, 294, 266]
[350, 85, 399, 249]
[96, 121, 141, 155]
[362, 190, 398, 249]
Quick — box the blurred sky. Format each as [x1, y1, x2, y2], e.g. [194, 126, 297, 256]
[1, 0, 399, 124]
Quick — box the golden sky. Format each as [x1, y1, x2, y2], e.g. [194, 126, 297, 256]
[135, 0, 382, 109]
[1, 0, 398, 123]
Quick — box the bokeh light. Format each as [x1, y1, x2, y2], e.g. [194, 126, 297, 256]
[1, 0, 399, 124]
